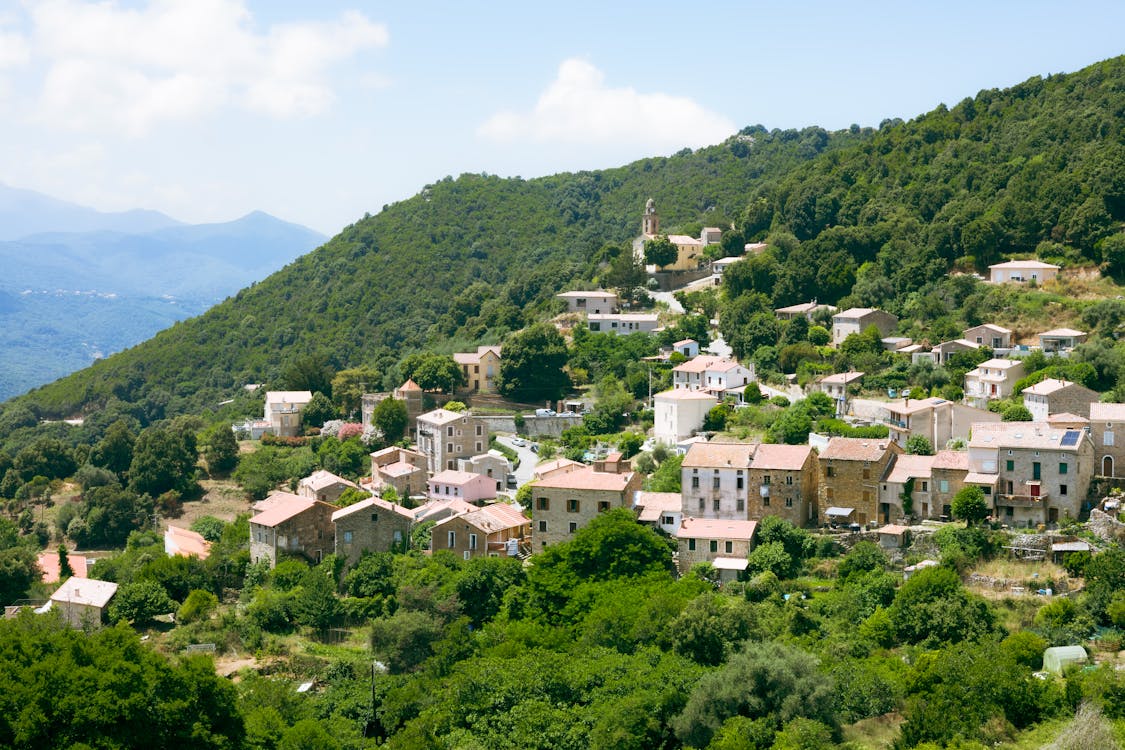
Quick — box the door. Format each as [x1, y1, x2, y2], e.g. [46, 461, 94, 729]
[1048, 508, 1058, 524]
[1032, 462, 1041, 481]
[1030, 483, 1040, 498]
[1104, 455, 1115, 477]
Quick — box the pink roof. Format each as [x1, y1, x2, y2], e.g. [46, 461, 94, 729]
[430, 469, 489, 486]
[878, 524, 911, 536]
[819, 371, 864, 385]
[533, 465, 635, 492]
[250, 495, 321, 527]
[398, 378, 422, 391]
[884, 454, 936, 484]
[300, 469, 357, 492]
[683, 441, 754, 468]
[667, 234, 703, 246]
[165, 525, 212, 559]
[655, 389, 719, 401]
[252, 491, 306, 513]
[750, 444, 811, 471]
[821, 437, 893, 462]
[381, 460, 423, 478]
[634, 491, 682, 522]
[533, 457, 584, 479]
[990, 259, 1060, 270]
[673, 355, 744, 374]
[932, 450, 969, 471]
[435, 502, 529, 534]
[1047, 412, 1089, 424]
[677, 517, 758, 541]
[1022, 378, 1077, 396]
[37, 550, 89, 583]
[673, 339, 697, 348]
[1090, 403, 1125, 422]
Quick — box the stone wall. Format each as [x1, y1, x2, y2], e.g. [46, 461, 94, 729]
[477, 413, 584, 437]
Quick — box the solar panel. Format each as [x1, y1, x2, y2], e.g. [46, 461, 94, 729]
[1060, 430, 1081, 446]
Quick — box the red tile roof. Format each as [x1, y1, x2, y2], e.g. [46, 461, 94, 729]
[677, 517, 758, 540]
[532, 466, 635, 492]
[250, 495, 325, 527]
[750, 444, 811, 471]
[820, 437, 893, 462]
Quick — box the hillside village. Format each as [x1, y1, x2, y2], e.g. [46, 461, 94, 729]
[2, 57, 1125, 750]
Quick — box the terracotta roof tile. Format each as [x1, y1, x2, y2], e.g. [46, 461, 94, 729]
[682, 441, 754, 468]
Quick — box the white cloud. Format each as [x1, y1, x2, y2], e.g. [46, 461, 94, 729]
[479, 58, 734, 150]
[19, 0, 389, 134]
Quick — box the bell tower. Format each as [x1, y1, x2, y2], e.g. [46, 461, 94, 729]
[642, 197, 659, 236]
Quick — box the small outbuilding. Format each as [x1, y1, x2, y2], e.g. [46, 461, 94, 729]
[1043, 645, 1088, 675]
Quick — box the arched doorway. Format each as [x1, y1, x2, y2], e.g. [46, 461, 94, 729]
[1104, 455, 1115, 477]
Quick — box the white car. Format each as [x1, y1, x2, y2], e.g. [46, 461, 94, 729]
[511, 438, 527, 447]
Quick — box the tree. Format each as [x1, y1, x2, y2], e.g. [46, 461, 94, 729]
[190, 515, 226, 542]
[1001, 402, 1034, 421]
[90, 419, 136, 476]
[371, 397, 408, 443]
[604, 248, 646, 302]
[0, 547, 40, 605]
[57, 544, 74, 580]
[905, 434, 934, 455]
[291, 567, 339, 630]
[301, 392, 338, 428]
[836, 541, 887, 584]
[644, 236, 678, 268]
[409, 355, 464, 393]
[108, 580, 176, 625]
[887, 566, 996, 647]
[497, 323, 570, 402]
[951, 485, 989, 525]
[281, 353, 334, 397]
[202, 423, 239, 475]
[128, 424, 198, 497]
[768, 404, 814, 445]
[331, 366, 381, 418]
[673, 642, 836, 748]
[177, 589, 219, 624]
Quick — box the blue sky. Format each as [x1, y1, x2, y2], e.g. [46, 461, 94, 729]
[0, 1, 1122, 235]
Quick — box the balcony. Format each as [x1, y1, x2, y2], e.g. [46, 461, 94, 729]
[997, 493, 1048, 508]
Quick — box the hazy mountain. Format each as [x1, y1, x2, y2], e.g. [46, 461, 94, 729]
[0, 183, 182, 240]
[0, 203, 326, 401]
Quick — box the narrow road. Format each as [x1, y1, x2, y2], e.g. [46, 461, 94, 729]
[495, 435, 538, 490]
[649, 289, 685, 313]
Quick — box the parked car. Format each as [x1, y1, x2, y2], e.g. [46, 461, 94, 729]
[530, 443, 539, 454]
[534, 408, 556, 417]
[506, 475, 518, 489]
[511, 438, 527, 447]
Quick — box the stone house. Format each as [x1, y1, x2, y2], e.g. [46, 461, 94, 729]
[634, 491, 682, 535]
[529, 453, 642, 549]
[332, 497, 414, 568]
[930, 449, 970, 519]
[369, 446, 428, 497]
[427, 469, 497, 504]
[818, 437, 902, 526]
[967, 421, 1095, 527]
[263, 390, 313, 437]
[453, 346, 502, 393]
[1022, 379, 1099, 422]
[681, 442, 755, 521]
[298, 469, 360, 504]
[878, 453, 937, 522]
[988, 259, 1060, 284]
[458, 452, 512, 492]
[964, 359, 1026, 408]
[831, 308, 898, 346]
[963, 324, 1013, 350]
[249, 494, 337, 567]
[653, 389, 718, 444]
[675, 517, 758, 578]
[416, 409, 488, 474]
[1089, 402, 1125, 478]
[50, 577, 118, 630]
[747, 444, 818, 527]
[557, 290, 618, 315]
[431, 502, 531, 560]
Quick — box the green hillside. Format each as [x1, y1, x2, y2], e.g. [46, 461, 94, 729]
[7, 55, 1125, 423]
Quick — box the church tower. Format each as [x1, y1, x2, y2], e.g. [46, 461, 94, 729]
[642, 197, 659, 236]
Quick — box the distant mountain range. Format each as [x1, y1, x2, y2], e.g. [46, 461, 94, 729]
[0, 185, 326, 400]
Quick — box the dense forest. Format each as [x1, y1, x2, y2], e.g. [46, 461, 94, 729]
[4, 58, 1122, 424]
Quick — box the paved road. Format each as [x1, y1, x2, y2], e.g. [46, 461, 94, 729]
[649, 289, 685, 313]
[495, 435, 538, 491]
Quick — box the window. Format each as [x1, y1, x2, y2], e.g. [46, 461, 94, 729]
[825, 488, 834, 500]
[862, 466, 870, 480]
[476, 425, 484, 436]
[475, 442, 483, 452]
[709, 540, 718, 553]
[393, 530, 403, 544]
[568, 499, 580, 512]
[826, 466, 835, 478]
[568, 522, 578, 533]
[920, 481, 928, 492]
[725, 541, 733, 554]
[1106, 431, 1115, 447]
[447, 531, 456, 548]
[343, 530, 353, 543]
[371, 513, 379, 522]
[763, 497, 770, 507]
[537, 497, 550, 511]
[691, 476, 699, 489]
[763, 475, 771, 485]
[713, 498, 720, 512]
[699, 498, 705, 511]
[737, 497, 744, 512]
[1059, 462, 1068, 475]
[537, 520, 547, 532]
[737, 476, 744, 490]
[688, 539, 696, 551]
[786, 475, 794, 485]
[447, 442, 454, 453]
[469, 534, 478, 550]
[1006, 460, 1014, 471]
[1060, 484, 1068, 495]
[662, 515, 674, 525]
[464, 551, 472, 560]
[940, 480, 949, 493]
[447, 426, 454, 437]
[785, 498, 793, 507]
[713, 476, 721, 489]
[598, 501, 610, 513]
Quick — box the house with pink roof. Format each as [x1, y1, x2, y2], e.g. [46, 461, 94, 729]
[249, 493, 337, 567]
[37, 549, 89, 583]
[431, 502, 532, 559]
[332, 496, 415, 567]
[453, 345, 502, 393]
[427, 469, 497, 504]
[988, 259, 1060, 284]
[164, 525, 211, 559]
[676, 517, 758, 580]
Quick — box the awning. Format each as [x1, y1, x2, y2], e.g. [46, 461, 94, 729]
[964, 472, 999, 485]
[711, 557, 750, 571]
[825, 507, 855, 518]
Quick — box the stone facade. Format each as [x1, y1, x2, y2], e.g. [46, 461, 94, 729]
[818, 437, 902, 526]
[249, 497, 337, 567]
[676, 517, 757, 573]
[747, 445, 818, 526]
[416, 409, 488, 474]
[831, 308, 898, 346]
[929, 450, 969, 519]
[332, 497, 414, 568]
[1022, 379, 1099, 422]
[1089, 403, 1125, 478]
[530, 455, 642, 549]
[431, 503, 531, 560]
